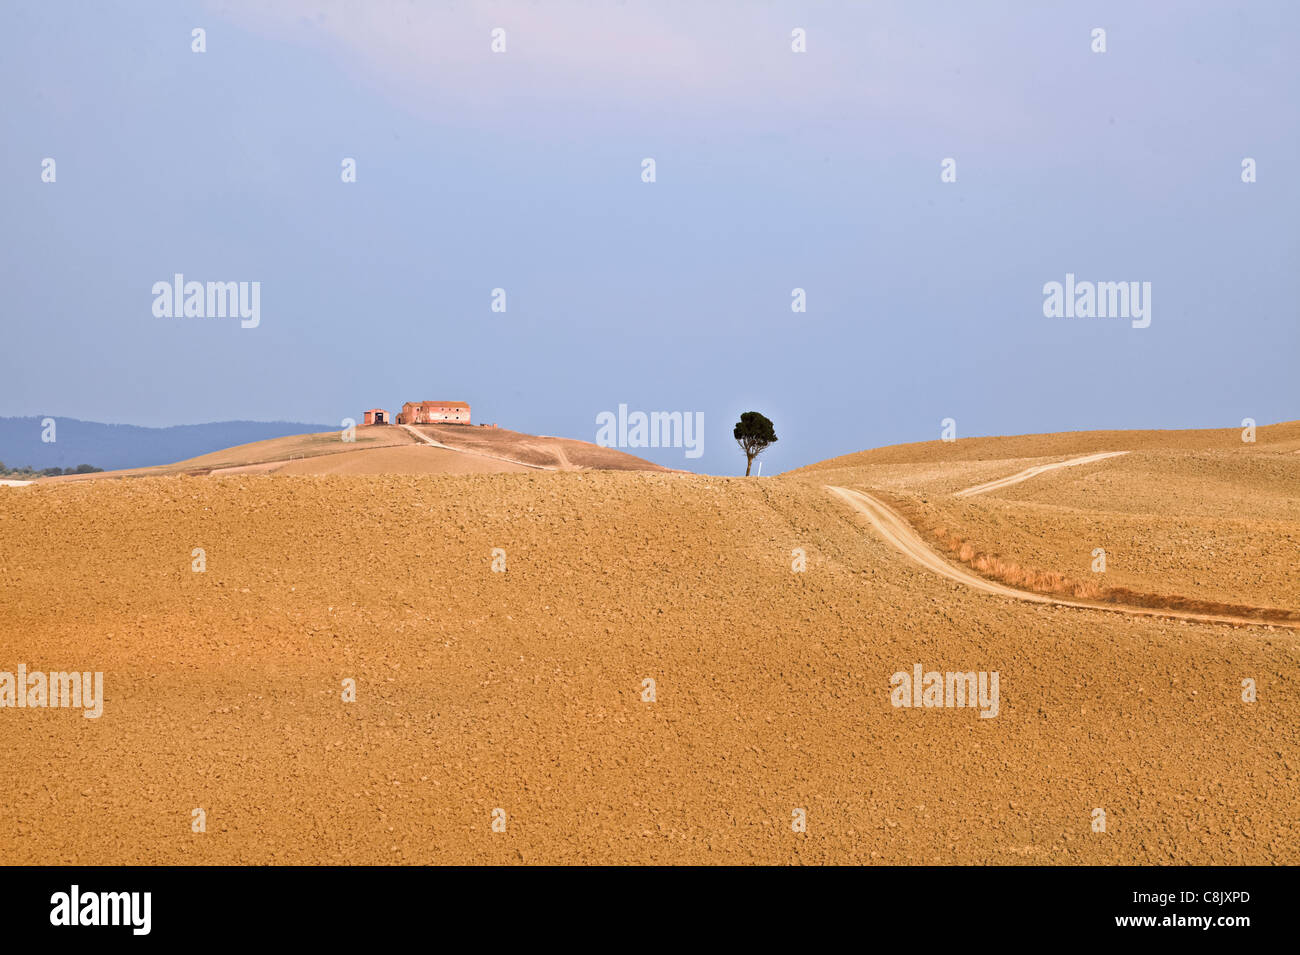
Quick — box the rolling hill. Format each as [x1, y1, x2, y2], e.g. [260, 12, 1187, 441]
[0, 417, 334, 472]
[0, 422, 1295, 864]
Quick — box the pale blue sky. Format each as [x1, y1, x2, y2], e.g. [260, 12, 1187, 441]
[1, 0, 1296, 474]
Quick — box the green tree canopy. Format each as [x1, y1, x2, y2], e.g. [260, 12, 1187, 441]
[733, 411, 778, 476]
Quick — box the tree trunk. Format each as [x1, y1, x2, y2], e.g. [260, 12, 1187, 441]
[745, 455, 753, 476]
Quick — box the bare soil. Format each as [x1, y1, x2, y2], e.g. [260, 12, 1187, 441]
[1, 427, 1297, 864]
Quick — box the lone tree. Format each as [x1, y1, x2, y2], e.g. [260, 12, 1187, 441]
[734, 411, 778, 476]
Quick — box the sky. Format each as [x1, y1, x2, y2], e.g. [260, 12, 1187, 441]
[1, 0, 1296, 475]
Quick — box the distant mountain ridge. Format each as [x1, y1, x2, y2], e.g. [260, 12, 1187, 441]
[0, 417, 334, 471]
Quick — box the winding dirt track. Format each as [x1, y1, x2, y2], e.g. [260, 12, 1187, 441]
[826, 485, 1298, 630]
[400, 424, 557, 471]
[954, 450, 1129, 498]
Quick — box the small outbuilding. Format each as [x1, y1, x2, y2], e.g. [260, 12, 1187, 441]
[363, 409, 390, 425]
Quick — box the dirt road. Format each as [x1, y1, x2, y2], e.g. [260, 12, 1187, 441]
[827, 485, 1297, 629]
[400, 424, 557, 471]
[954, 451, 1129, 498]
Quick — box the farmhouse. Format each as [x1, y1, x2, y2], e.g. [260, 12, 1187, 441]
[397, 401, 471, 425]
[363, 409, 389, 425]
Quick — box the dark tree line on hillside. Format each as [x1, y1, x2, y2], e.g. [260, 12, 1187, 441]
[0, 462, 103, 477]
